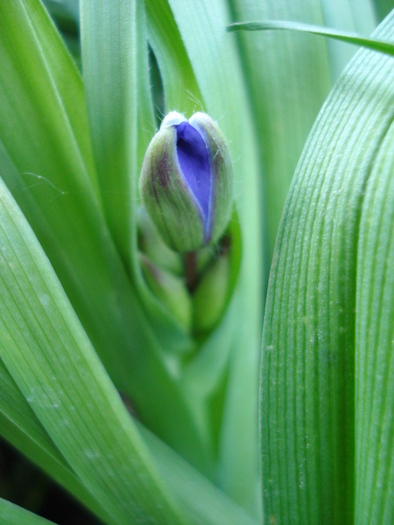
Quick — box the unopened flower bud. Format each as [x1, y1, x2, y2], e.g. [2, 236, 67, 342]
[192, 249, 230, 334]
[139, 111, 233, 252]
[139, 254, 192, 330]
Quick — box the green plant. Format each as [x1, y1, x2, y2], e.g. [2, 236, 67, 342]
[0, 1, 392, 524]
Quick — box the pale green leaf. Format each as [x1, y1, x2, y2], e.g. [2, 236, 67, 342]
[0, 497, 55, 525]
[227, 0, 376, 256]
[261, 10, 394, 524]
[356, 111, 394, 524]
[229, 21, 394, 57]
[319, 0, 377, 78]
[145, 0, 203, 116]
[0, 0, 208, 469]
[80, 0, 155, 262]
[0, 175, 185, 524]
[166, 0, 264, 515]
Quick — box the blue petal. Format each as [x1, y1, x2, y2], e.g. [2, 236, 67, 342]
[176, 121, 212, 239]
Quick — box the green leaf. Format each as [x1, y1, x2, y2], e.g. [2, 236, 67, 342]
[165, 0, 264, 515]
[145, 0, 203, 116]
[0, 175, 185, 524]
[0, 497, 55, 525]
[0, 344, 260, 525]
[228, 20, 394, 57]
[355, 107, 394, 523]
[141, 424, 261, 525]
[80, 0, 155, 263]
[0, 0, 132, 390]
[373, 0, 394, 21]
[0, 360, 112, 523]
[0, 0, 208, 469]
[261, 10, 394, 524]
[227, 0, 376, 256]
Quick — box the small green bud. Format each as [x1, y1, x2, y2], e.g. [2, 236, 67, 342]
[137, 207, 183, 276]
[192, 250, 230, 334]
[139, 254, 192, 330]
[139, 111, 233, 252]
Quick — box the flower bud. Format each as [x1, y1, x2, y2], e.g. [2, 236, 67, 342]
[139, 111, 233, 252]
[192, 250, 230, 334]
[139, 254, 192, 330]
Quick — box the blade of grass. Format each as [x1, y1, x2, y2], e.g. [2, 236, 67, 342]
[0, 497, 55, 525]
[145, 0, 203, 116]
[0, 0, 208, 469]
[0, 175, 185, 524]
[261, 10, 394, 524]
[228, 21, 394, 57]
[0, 360, 113, 524]
[0, 345, 262, 525]
[319, 0, 377, 78]
[80, 0, 154, 263]
[356, 116, 394, 524]
[166, 0, 264, 515]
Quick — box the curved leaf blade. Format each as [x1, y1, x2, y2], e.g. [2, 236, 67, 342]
[146, 0, 203, 116]
[80, 0, 155, 262]
[0, 360, 112, 523]
[165, 0, 264, 515]
[229, 20, 394, 57]
[0, 176, 185, 524]
[0, 0, 206, 466]
[356, 118, 394, 524]
[261, 10, 394, 525]
[0, 498, 55, 525]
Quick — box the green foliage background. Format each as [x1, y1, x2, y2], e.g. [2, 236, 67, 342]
[0, 0, 392, 524]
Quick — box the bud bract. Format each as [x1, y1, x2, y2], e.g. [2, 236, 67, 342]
[139, 111, 233, 252]
[139, 254, 192, 330]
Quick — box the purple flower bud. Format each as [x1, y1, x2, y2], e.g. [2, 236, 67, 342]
[139, 112, 233, 252]
[176, 121, 212, 240]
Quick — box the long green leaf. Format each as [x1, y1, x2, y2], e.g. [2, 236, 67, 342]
[0, 175, 185, 524]
[355, 111, 394, 523]
[261, 10, 394, 524]
[228, 21, 394, 57]
[227, 0, 376, 257]
[80, 0, 154, 262]
[145, 0, 203, 116]
[0, 0, 133, 393]
[165, 0, 264, 515]
[0, 497, 55, 525]
[0, 360, 112, 523]
[0, 0, 208, 469]
[0, 344, 261, 525]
